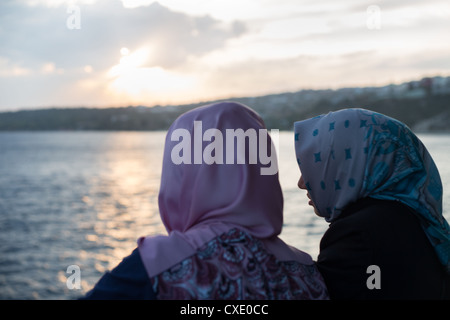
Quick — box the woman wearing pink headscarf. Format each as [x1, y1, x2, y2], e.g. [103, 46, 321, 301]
[83, 102, 328, 300]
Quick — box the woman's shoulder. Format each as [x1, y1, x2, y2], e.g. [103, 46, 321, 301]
[331, 197, 419, 232]
[153, 228, 329, 299]
[322, 196, 443, 266]
[320, 197, 428, 257]
[318, 197, 448, 299]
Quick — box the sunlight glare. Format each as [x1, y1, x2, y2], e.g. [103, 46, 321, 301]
[120, 47, 130, 56]
[107, 47, 196, 104]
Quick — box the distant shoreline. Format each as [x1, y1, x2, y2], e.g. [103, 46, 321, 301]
[1, 76, 450, 133]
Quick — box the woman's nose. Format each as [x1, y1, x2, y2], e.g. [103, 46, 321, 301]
[298, 176, 306, 189]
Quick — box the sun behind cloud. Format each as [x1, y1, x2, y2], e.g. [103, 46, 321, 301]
[106, 47, 197, 105]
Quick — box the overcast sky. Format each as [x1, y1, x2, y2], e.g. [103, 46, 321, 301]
[1, 0, 449, 110]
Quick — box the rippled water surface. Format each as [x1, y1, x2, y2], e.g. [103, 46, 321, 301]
[0, 131, 449, 299]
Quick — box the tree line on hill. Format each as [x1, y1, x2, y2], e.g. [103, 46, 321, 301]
[1, 78, 449, 132]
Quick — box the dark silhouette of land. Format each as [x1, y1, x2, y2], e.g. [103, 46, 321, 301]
[1, 76, 449, 132]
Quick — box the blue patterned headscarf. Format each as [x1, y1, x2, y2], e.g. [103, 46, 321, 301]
[294, 108, 450, 272]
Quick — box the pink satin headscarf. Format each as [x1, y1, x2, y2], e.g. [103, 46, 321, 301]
[138, 101, 313, 277]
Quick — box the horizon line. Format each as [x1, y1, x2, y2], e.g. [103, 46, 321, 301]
[2, 73, 449, 113]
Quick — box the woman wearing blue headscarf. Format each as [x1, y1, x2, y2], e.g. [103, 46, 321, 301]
[294, 108, 450, 299]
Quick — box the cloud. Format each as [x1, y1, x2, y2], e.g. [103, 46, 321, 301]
[0, 0, 247, 109]
[0, 57, 32, 77]
[200, 51, 384, 98]
[0, 0, 247, 71]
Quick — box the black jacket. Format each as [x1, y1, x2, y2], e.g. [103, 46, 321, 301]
[317, 197, 450, 299]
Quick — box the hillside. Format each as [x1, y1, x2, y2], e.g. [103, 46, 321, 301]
[1, 76, 449, 132]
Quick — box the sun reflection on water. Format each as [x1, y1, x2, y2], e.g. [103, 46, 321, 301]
[76, 132, 167, 289]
